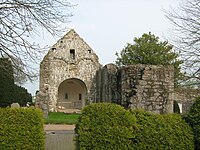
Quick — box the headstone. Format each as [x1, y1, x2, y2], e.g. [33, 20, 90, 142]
[11, 103, 20, 108]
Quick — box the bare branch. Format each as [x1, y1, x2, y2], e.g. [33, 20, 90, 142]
[165, 0, 200, 86]
[0, 0, 74, 84]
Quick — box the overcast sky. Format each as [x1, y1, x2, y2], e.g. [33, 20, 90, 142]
[25, 0, 182, 95]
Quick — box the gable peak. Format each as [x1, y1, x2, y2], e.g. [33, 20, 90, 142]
[63, 29, 78, 37]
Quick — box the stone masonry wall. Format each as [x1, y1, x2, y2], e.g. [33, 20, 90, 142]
[90, 64, 121, 103]
[121, 65, 174, 114]
[38, 29, 199, 115]
[174, 88, 200, 114]
[91, 64, 174, 114]
[37, 29, 100, 112]
[90, 64, 200, 114]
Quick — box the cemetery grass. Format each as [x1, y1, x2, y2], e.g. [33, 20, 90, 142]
[44, 112, 79, 124]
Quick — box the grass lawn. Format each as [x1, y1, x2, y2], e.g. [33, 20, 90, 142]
[44, 112, 80, 124]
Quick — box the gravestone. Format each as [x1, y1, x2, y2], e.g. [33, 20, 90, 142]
[11, 103, 20, 108]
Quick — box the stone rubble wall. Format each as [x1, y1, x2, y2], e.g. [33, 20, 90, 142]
[90, 64, 121, 103]
[37, 29, 100, 112]
[174, 88, 200, 114]
[120, 65, 174, 114]
[91, 64, 200, 114]
[37, 29, 200, 115]
[91, 64, 174, 114]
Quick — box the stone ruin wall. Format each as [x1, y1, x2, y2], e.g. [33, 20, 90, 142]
[37, 29, 200, 115]
[174, 89, 200, 114]
[92, 64, 174, 114]
[90, 64, 121, 103]
[121, 65, 174, 114]
[37, 29, 100, 114]
[91, 64, 200, 114]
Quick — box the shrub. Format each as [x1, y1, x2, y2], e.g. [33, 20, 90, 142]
[75, 103, 136, 150]
[186, 97, 200, 150]
[131, 110, 194, 150]
[76, 103, 194, 150]
[0, 108, 45, 150]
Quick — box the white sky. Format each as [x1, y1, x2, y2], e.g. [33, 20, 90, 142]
[24, 0, 182, 95]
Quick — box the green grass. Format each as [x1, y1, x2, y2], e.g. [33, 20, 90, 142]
[44, 112, 80, 124]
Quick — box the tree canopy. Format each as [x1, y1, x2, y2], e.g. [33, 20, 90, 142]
[0, 0, 73, 82]
[165, 0, 200, 87]
[116, 32, 183, 86]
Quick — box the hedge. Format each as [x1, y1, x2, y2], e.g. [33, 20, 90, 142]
[76, 103, 194, 150]
[186, 97, 200, 150]
[75, 103, 136, 150]
[0, 108, 45, 150]
[131, 110, 194, 150]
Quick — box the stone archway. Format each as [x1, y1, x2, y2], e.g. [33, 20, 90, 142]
[57, 78, 87, 110]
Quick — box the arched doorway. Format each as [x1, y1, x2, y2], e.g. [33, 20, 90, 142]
[57, 78, 87, 110]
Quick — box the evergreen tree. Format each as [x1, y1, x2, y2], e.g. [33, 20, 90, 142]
[0, 58, 32, 107]
[13, 84, 32, 106]
[116, 32, 183, 86]
[0, 58, 15, 107]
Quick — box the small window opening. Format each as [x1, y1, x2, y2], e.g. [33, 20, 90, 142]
[70, 49, 75, 59]
[52, 48, 56, 51]
[65, 93, 68, 99]
[88, 50, 91, 53]
[79, 94, 82, 100]
[60, 40, 63, 43]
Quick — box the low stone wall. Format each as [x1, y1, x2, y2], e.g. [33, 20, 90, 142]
[174, 88, 200, 114]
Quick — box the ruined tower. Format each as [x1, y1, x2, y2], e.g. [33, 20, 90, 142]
[38, 29, 100, 112]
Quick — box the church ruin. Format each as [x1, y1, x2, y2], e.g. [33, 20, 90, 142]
[37, 29, 200, 115]
[37, 29, 100, 112]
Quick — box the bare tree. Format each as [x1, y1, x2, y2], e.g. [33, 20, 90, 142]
[165, 0, 200, 87]
[0, 0, 73, 84]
